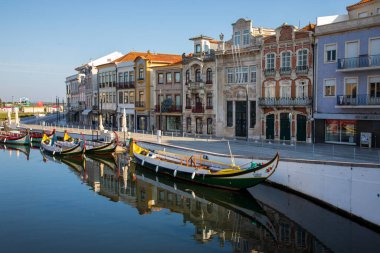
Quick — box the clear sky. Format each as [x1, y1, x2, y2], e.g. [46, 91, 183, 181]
[0, 0, 357, 103]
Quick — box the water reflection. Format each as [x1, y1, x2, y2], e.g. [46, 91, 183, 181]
[0, 143, 31, 160]
[43, 152, 334, 253]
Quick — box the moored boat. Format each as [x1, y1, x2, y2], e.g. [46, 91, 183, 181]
[40, 133, 84, 157]
[130, 140, 279, 191]
[0, 131, 31, 145]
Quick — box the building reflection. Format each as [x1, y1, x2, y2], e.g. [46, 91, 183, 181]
[0, 143, 31, 160]
[59, 154, 331, 253]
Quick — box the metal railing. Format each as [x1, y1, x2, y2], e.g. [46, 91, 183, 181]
[296, 65, 309, 74]
[264, 69, 275, 77]
[189, 81, 204, 90]
[337, 54, 380, 70]
[280, 67, 291, 75]
[258, 97, 312, 106]
[336, 94, 380, 106]
[155, 105, 182, 113]
[135, 101, 145, 107]
[116, 81, 135, 89]
[192, 104, 204, 113]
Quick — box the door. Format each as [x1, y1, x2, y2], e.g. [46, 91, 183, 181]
[280, 113, 290, 141]
[266, 114, 274, 139]
[235, 101, 247, 137]
[196, 118, 202, 134]
[297, 115, 307, 142]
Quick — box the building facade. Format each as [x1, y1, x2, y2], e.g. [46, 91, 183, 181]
[182, 36, 218, 135]
[215, 18, 274, 139]
[65, 73, 84, 123]
[314, 0, 380, 147]
[134, 52, 181, 131]
[152, 62, 183, 132]
[260, 23, 314, 143]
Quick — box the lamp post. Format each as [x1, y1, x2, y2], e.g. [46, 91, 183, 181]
[289, 112, 292, 145]
[246, 84, 249, 142]
[159, 89, 162, 131]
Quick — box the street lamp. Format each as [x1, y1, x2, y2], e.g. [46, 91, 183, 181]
[289, 112, 293, 145]
[159, 89, 162, 131]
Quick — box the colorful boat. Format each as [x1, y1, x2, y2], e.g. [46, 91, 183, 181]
[130, 141, 279, 191]
[40, 133, 84, 157]
[0, 131, 31, 145]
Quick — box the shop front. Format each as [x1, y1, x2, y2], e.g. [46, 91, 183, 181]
[325, 120, 357, 145]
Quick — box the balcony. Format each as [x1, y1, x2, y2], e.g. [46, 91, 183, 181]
[280, 67, 291, 75]
[337, 55, 380, 71]
[116, 81, 135, 89]
[188, 81, 204, 90]
[336, 94, 380, 107]
[185, 105, 192, 110]
[135, 101, 145, 108]
[296, 65, 309, 74]
[258, 97, 312, 107]
[192, 104, 204, 113]
[264, 69, 275, 77]
[205, 80, 213, 84]
[155, 105, 182, 113]
[206, 105, 213, 110]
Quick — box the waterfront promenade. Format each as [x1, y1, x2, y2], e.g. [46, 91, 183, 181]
[22, 123, 380, 165]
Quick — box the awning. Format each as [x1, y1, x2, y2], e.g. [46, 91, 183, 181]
[82, 109, 92, 115]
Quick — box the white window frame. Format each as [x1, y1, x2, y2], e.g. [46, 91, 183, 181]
[264, 81, 276, 98]
[281, 51, 291, 68]
[227, 68, 235, 83]
[266, 53, 276, 70]
[324, 43, 337, 63]
[297, 49, 308, 67]
[296, 79, 308, 98]
[234, 31, 241, 45]
[323, 78, 336, 97]
[344, 77, 358, 96]
[358, 11, 368, 18]
[250, 65, 257, 83]
[377, 8, 380, 15]
[368, 36, 380, 56]
[242, 29, 250, 45]
[345, 40, 360, 59]
[368, 75, 380, 98]
[279, 80, 291, 98]
[242, 67, 249, 83]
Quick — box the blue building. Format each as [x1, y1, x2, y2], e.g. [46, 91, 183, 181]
[314, 0, 380, 147]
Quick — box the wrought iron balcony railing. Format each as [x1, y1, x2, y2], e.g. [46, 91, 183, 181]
[116, 82, 135, 89]
[264, 69, 275, 77]
[135, 101, 145, 107]
[155, 105, 182, 113]
[280, 67, 291, 75]
[336, 94, 380, 106]
[296, 65, 309, 74]
[337, 54, 380, 70]
[192, 104, 204, 113]
[258, 97, 312, 106]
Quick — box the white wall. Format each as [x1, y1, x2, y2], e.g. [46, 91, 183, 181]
[268, 161, 380, 226]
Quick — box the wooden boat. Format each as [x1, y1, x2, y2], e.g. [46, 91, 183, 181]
[130, 141, 279, 191]
[25, 129, 54, 143]
[0, 130, 30, 145]
[40, 134, 84, 157]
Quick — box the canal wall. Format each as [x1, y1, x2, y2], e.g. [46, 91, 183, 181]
[267, 159, 380, 228]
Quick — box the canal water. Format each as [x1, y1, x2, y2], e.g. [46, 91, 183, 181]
[0, 145, 379, 253]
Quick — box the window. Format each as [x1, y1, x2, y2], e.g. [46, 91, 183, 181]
[264, 81, 276, 98]
[280, 80, 291, 98]
[250, 101, 256, 128]
[281, 51, 291, 68]
[242, 67, 249, 83]
[195, 69, 201, 82]
[186, 117, 191, 133]
[378, 8, 380, 15]
[206, 93, 212, 108]
[369, 76, 380, 98]
[370, 38, 380, 55]
[325, 120, 357, 144]
[234, 31, 241, 45]
[227, 68, 234, 83]
[175, 94, 181, 106]
[158, 73, 164, 84]
[166, 72, 172, 83]
[195, 44, 201, 53]
[324, 79, 336, 97]
[358, 12, 368, 18]
[207, 118, 212, 135]
[174, 72, 181, 83]
[206, 68, 212, 84]
[139, 91, 144, 102]
[346, 41, 359, 58]
[124, 72, 128, 83]
[166, 116, 181, 131]
[325, 44, 337, 62]
[227, 101, 233, 127]
[296, 80, 308, 98]
[266, 53, 275, 70]
[196, 118, 202, 134]
[138, 68, 144, 80]
[113, 92, 116, 103]
[129, 71, 134, 83]
[297, 49, 308, 66]
[186, 94, 191, 107]
[118, 92, 123, 104]
[118, 73, 124, 83]
[185, 70, 190, 84]
[243, 29, 250, 45]
[345, 77, 358, 98]
[129, 91, 134, 103]
[124, 91, 128, 104]
[250, 66, 257, 83]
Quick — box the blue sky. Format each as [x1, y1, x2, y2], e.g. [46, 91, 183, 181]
[0, 0, 357, 102]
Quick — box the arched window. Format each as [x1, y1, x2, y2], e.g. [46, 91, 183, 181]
[296, 79, 309, 98]
[195, 69, 201, 82]
[185, 70, 190, 84]
[281, 51, 291, 68]
[265, 53, 275, 70]
[206, 68, 212, 84]
[264, 81, 276, 98]
[280, 80, 291, 98]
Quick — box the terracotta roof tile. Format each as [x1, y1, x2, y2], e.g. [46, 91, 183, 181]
[301, 23, 316, 31]
[136, 52, 182, 63]
[347, 0, 374, 11]
[113, 52, 147, 63]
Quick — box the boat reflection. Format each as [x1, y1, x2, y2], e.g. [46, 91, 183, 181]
[43, 153, 334, 253]
[0, 143, 31, 160]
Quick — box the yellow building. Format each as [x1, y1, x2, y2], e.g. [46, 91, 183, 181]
[134, 52, 181, 131]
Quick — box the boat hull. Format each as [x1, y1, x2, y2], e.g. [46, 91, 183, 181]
[85, 141, 117, 155]
[40, 142, 84, 157]
[0, 134, 30, 145]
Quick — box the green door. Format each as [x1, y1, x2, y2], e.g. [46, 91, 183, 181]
[266, 114, 274, 140]
[280, 113, 290, 141]
[235, 101, 247, 137]
[297, 114, 307, 141]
